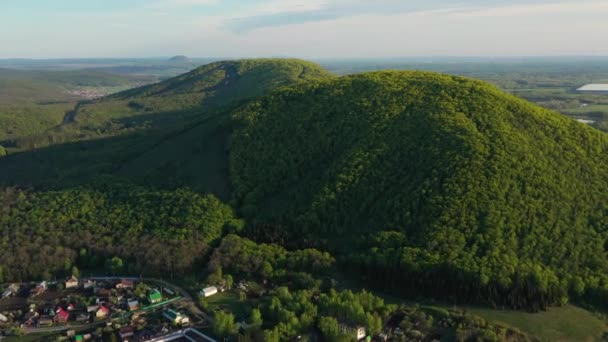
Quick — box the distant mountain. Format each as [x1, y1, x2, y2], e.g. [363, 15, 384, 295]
[168, 55, 192, 64]
[230, 71, 608, 309]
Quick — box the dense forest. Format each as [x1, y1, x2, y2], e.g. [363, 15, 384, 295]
[0, 182, 242, 281]
[230, 71, 608, 309]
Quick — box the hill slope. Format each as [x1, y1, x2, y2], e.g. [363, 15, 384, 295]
[0, 59, 333, 199]
[230, 71, 608, 309]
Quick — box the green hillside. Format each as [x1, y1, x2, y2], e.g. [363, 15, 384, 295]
[69, 58, 333, 128]
[230, 71, 608, 309]
[0, 59, 333, 198]
[0, 68, 156, 146]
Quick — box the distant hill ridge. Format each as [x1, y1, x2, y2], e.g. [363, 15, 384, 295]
[168, 55, 192, 64]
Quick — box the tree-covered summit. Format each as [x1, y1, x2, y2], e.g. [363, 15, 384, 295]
[231, 71, 608, 308]
[105, 58, 334, 104]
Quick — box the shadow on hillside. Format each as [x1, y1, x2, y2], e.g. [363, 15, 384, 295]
[0, 109, 233, 201]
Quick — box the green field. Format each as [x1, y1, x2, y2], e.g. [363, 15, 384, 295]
[205, 291, 257, 320]
[463, 305, 607, 342]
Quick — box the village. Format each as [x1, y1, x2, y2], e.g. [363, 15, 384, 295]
[0, 275, 219, 342]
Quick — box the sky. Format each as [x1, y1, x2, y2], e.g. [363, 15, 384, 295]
[1, 0, 607, 58]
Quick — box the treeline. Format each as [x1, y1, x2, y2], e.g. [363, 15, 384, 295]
[230, 71, 608, 309]
[0, 183, 242, 281]
[208, 234, 334, 290]
[206, 236, 530, 342]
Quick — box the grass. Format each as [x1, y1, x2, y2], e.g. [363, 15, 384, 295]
[205, 291, 255, 320]
[457, 304, 607, 342]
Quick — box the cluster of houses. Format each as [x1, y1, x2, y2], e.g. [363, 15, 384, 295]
[0, 276, 175, 330]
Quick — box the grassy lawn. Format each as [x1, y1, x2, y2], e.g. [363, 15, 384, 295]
[461, 304, 607, 342]
[205, 291, 256, 321]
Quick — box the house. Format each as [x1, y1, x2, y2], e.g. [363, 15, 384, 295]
[31, 281, 48, 297]
[2, 283, 19, 298]
[128, 300, 139, 311]
[199, 286, 218, 298]
[83, 279, 96, 290]
[163, 287, 175, 296]
[65, 275, 79, 289]
[23, 311, 38, 326]
[54, 307, 69, 323]
[87, 305, 99, 313]
[98, 288, 112, 297]
[148, 289, 162, 304]
[116, 279, 134, 289]
[67, 303, 76, 311]
[96, 305, 110, 318]
[75, 312, 89, 322]
[0, 313, 8, 323]
[119, 326, 135, 341]
[339, 324, 366, 341]
[163, 309, 189, 326]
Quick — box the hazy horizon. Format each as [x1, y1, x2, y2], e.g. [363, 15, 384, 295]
[2, 0, 608, 59]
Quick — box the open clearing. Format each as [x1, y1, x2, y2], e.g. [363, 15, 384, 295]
[463, 304, 607, 342]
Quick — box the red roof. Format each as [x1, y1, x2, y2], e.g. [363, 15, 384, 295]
[56, 307, 69, 320]
[98, 305, 110, 314]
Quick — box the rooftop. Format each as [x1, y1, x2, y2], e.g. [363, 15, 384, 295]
[577, 84, 608, 92]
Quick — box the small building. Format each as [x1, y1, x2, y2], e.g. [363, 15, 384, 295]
[31, 281, 48, 297]
[98, 288, 112, 297]
[128, 300, 139, 311]
[339, 324, 366, 341]
[199, 286, 218, 298]
[75, 312, 89, 322]
[2, 283, 19, 298]
[96, 305, 110, 318]
[54, 307, 70, 323]
[87, 305, 99, 313]
[0, 313, 8, 323]
[116, 279, 135, 289]
[163, 309, 189, 326]
[148, 289, 162, 304]
[119, 326, 135, 341]
[163, 287, 175, 296]
[65, 275, 79, 289]
[83, 279, 96, 290]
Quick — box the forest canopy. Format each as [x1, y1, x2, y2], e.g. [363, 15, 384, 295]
[230, 71, 608, 309]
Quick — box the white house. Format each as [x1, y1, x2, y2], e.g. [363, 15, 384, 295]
[163, 309, 190, 326]
[199, 286, 218, 298]
[0, 313, 8, 323]
[65, 275, 79, 289]
[339, 324, 366, 341]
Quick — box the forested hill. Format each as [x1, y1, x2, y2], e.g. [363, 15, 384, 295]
[107, 58, 332, 102]
[230, 71, 608, 309]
